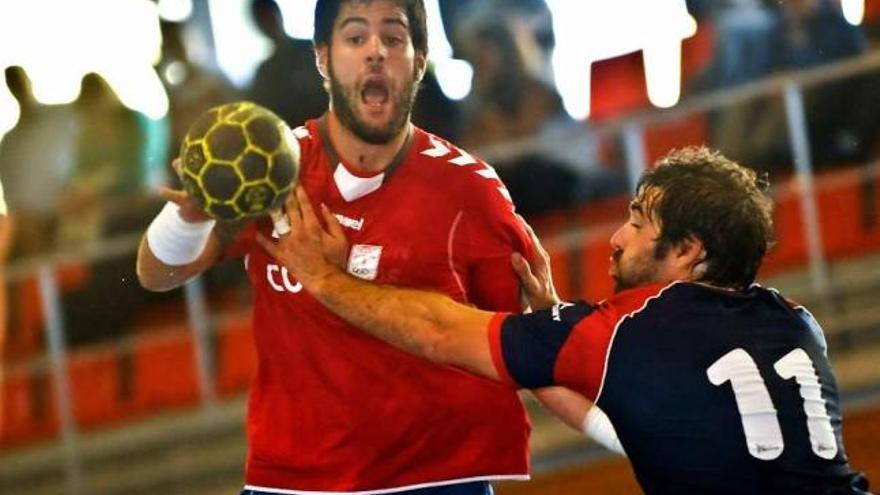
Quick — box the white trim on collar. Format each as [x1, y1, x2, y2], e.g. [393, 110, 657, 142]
[334, 163, 385, 202]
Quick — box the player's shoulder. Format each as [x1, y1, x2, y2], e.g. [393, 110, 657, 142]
[599, 282, 675, 315]
[291, 120, 319, 148]
[411, 128, 513, 205]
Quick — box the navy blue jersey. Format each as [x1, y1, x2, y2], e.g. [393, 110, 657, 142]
[488, 282, 871, 495]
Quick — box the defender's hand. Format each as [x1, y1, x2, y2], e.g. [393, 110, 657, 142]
[317, 202, 350, 269]
[512, 215, 560, 311]
[256, 186, 342, 288]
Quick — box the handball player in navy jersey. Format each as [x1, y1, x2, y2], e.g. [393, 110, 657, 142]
[266, 146, 872, 495]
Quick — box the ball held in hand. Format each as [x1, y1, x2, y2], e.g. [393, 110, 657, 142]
[179, 101, 300, 222]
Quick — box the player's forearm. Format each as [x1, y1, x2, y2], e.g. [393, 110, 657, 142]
[310, 270, 455, 359]
[137, 202, 223, 292]
[308, 270, 496, 377]
[136, 234, 219, 291]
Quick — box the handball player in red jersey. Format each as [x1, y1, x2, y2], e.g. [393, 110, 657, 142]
[137, 1, 617, 493]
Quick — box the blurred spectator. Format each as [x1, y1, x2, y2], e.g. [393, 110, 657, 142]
[159, 19, 240, 156]
[441, 0, 555, 85]
[246, 0, 327, 128]
[0, 66, 79, 259]
[689, 0, 777, 92]
[700, 0, 870, 171]
[454, 15, 625, 216]
[59, 73, 167, 346]
[61, 73, 163, 246]
[411, 64, 463, 141]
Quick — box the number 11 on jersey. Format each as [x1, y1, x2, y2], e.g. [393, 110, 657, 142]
[707, 348, 838, 461]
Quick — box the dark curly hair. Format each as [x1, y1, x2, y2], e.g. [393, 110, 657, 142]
[314, 0, 428, 56]
[637, 147, 775, 289]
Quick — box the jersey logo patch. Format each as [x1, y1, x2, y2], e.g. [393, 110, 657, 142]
[551, 302, 576, 321]
[348, 244, 383, 280]
[334, 213, 364, 231]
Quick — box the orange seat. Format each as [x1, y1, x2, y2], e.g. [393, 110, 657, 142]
[760, 179, 808, 276]
[7, 263, 91, 361]
[130, 331, 200, 412]
[590, 52, 650, 120]
[815, 165, 880, 260]
[865, 0, 880, 23]
[215, 315, 257, 396]
[681, 20, 715, 87]
[0, 369, 60, 447]
[643, 114, 709, 165]
[68, 350, 122, 430]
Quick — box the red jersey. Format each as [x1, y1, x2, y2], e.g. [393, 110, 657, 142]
[227, 118, 533, 493]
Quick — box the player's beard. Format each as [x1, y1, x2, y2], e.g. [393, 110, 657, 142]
[328, 58, 419, 145]
[611, 247, 661, 293]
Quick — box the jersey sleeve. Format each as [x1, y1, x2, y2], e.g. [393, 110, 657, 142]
[487, 302, 597, 390]
[457, 163, 535, 312]
[488, 285, 666, 400]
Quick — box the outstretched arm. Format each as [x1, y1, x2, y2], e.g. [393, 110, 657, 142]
[257, 187, 501, 380]
[509, 216, 625, 453]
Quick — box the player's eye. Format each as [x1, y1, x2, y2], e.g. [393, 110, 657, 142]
[383, 35, 403, 47]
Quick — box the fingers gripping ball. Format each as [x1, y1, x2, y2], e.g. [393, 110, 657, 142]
[179, 101, 300, 221]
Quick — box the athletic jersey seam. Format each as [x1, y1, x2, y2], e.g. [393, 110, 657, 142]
[243, 474, 530, 494]
[594, 281, 683, 403]
[446, 210, 468, 304]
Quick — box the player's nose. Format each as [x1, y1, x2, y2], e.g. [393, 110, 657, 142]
[610, 224, 625, 250]
[365, 34, 387, 63]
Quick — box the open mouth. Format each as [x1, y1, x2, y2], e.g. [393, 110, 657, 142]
[361, 78, 390, 107]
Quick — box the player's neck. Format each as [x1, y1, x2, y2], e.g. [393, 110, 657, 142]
[327, 111, 412, 173]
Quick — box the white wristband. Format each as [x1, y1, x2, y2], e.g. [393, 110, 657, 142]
[146, 202, 216, 265]
[583, 406, 627, 456]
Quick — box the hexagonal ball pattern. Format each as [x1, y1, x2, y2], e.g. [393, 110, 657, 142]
[187, 109, 218, 141]
[182, 142, 208, 175]
[270, 152, 297, 190]
[206, 124, 247, 162]
[209, 203, 240, 221]
[235, 184, 274, 214]
[238, 151, 269, 182]
[202, 162, 242, 201]
[246, 117, 281, 152]
[181, 176, 208, 209]
[178, 101, 299, 221]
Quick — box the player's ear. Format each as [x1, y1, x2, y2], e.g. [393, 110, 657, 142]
[315, 45, 329, 80]
[675, 236, 706, 279]
[415, 51, 427, 82]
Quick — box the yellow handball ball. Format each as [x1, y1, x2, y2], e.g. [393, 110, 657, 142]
[179, 101, 300, 222]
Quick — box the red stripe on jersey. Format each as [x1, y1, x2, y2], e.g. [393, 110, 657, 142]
[554, 284, 669, 401]
[488, 312, 517, 387]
